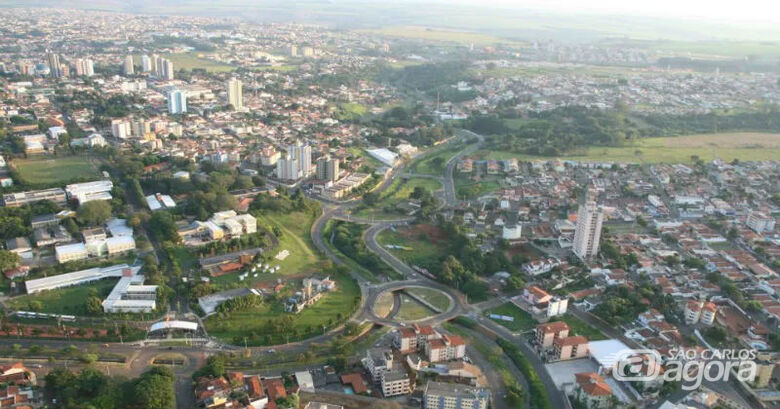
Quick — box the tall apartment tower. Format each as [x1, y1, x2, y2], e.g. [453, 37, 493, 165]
[150, 54, 159, 76]
[317, 156, 339, 182]
[226, 78, 243, 110]
[123, 55, 135, 75]
[163, 59, 174, 80]
[47, 52, 61, 78]
[276, 155, 300, 181]
[290, 142, 312, 176]
[167, 89, 187, 114]
[572, 201, 604, 260]
[74, 58, 94, 77]
[141, 55, 151, 72]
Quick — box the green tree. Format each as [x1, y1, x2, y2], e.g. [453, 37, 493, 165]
[76, 200, 113, 226]
[0, 250, 21, 272]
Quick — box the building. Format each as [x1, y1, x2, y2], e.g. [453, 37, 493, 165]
[141, 54, 151, 72]
[573, 201, 604, 260]
[381, 369, 413, 397]
[65, 180, 113, 204]
[102, 266, 157, 313]
[746, 211, 775, 233]
[2, 188, 66, 207]
[145, 193, 177, 211]
[684, 300, 717, 325]
[226, 78, 243, 110]
[316, 156, 339, 182]
[394, 324, 439, 353]
[163, 59, 174, 80]
[167, 89, 187, 114]
[424, 335, 466, 363]
[47, 52, 61, 78]
[123, 55, 134, 75]
[552, 335, 589, 361]
[363, 348, 393, 384]
[54, 242, 89, 263]
[290, 142, 313, 176]
[276, 154, 299, 181]
[423, 381, 489, 409]
[574, 372, 613, 409]
[535, 321, 570, 349]
[74, 58, 94, 76]
[111, 119, 131, 139]
[502, 224, 522, 240]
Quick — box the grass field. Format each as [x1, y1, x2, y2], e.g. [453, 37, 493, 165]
[405, 287, 451, 311]
[205, 272, 361, 346]
[558, 315, 607, 341]
[373, 291, 395, 318]
[455, 175, 502, 199]
[133, 52, 235, 72]
[395, 294, 435, 321]
[14, 156, 100, 185]
[376, 224, 448, 270]
[6, 279, 118, 316]
[410, 144, 462, 175]
[482, 132, 780, 164]
[486, 303, 538, 332]
[358, 26, 521, 46]
[354, 177, 442, 219]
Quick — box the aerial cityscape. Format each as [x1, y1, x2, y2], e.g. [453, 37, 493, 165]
[0, 1, 777, 409]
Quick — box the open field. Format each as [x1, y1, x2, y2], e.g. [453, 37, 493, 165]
[395, 294, 435, 321]
[376, 224, 448, 270]
[410, 143, 463, 175]
[358, 26, 521, 46]
[486, 302, 538, 332]
[483, 132, 780, 163]
[14, 155, 100, 185]
[455, 175, 502, 199]
[354, 177, 442, 219]
[373, 292, 395, 318]
[133, 52, 235, 72]
[6, 279, 118, 316]
[405, 287, 451, 311]
[558, 315, 607, 341]
[205, 271, 360, 346]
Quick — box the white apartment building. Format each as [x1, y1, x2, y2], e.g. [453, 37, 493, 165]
[424, 335, 466, 363]
[746, 211, 775, 233]
[573, 201, 604, 260]
[226, 78, 243, 110]
[111, 119, 131, 139]
[423, 382, 489, 409]
[65, 180, 113, 204]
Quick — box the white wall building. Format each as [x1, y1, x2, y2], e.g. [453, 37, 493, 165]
[573, 201, 604, 260]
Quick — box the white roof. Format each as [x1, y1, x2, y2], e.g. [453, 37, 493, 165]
[588, 339, 633, 370]
[25, 264, 135, 294]
[295, 371, 315, 391]
[106, 218, 133, 237]
[149, 320, 199, 332]
[55, 242, 87, 256]
[366, 148, 398, 166]
[145, 195, 162, 210]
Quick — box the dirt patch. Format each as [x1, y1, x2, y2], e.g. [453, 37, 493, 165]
[399, 223, 448, 244]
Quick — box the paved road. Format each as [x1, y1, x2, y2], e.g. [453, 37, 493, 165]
[443, 129, 485, 206]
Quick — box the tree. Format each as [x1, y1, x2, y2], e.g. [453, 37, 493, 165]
[134, 367, 176, 409]
[0, 250, 20, 272]
[77, 200, 113, 226]
[85, 296, 103, 315]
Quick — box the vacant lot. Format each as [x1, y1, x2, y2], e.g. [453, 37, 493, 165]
[558, 315, 607, 341]
[486, 302, 538, 332]
[395, 294, 435, 321]
[483, 132, 780, 163]
[405, 287, 451, 312]
[377, 224, 448, 270]
[15, 156, 100, 185]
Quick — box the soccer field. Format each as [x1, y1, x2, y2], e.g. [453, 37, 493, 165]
[14, 156, 100, 185]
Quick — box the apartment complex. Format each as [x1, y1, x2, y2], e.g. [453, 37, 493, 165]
[573, 201, 604, 260]
[423, 381, 489, 409]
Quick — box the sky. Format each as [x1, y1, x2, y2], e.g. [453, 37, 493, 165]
[448, 0, 780, 23]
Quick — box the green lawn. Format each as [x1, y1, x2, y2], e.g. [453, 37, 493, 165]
[395, 294, 436, 321]
[481, 132, 780, 164]
[376, 224, 447, 270]
[6, 279, 118, 316]
[346, 147, 385, 170]
[405, 287, 451, 311]
[486, 303, 538, 332]
[410, 144, 463, 175]
[455, 175, 502, 199]
[14, 155, 100, 186]
[354, 177, 442, 220]
[557, 315, 607, 341]
[204, 272, 360, 346]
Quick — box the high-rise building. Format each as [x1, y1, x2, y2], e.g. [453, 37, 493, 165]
[226, 78, 243, 110]
[163, 59, 174, 80]
[150, 54, 159, 76]
[111, 119, 131, 139]
[289, 45, 298, 57]
[572, 201, 604, 260]
[47, 52, 61, 78]
[132, 120, 150, 138]
[74, 58, 94, 77]
[167, 89, 187, 114]
[316, 156, 339, 182]
[123, 55, 134, 75]
[141, 54, 151, 72]
[276, 155, 299, 181]
[290, 142, 312, 176]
